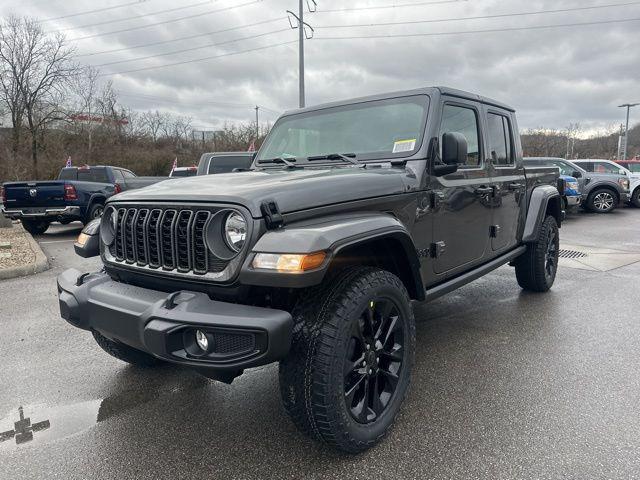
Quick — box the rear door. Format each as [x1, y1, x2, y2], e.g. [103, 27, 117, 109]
[430, 100, 493, 275]
[485, 109, 525, 252]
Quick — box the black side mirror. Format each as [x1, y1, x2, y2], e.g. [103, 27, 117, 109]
[74, 218, 100, 258]
[571, 170, 583, 178]
[442, 132, 468, 166]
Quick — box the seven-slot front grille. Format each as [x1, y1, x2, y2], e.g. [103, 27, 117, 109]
[108, 206, 228, 275]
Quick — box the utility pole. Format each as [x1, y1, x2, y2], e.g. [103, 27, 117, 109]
[255, 106, 259, 140]
[287, 1, 316, 108]
[619, 103, 639, 160]
[298, 0, 304, 107]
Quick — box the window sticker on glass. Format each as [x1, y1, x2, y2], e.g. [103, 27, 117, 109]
[392, 139, 416, 153]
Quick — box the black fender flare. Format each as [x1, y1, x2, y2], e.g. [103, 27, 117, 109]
[522, 185, 561, 243]
[86, 194, 106, 218]
[239, 212, 425, 299]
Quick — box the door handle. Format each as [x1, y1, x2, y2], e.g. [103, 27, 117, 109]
[508, 183, 524, 190]
[474, 186, 493, 196]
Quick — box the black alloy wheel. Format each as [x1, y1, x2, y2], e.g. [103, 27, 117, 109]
[544, 225, 558, 283]
[344, 298, 405, 424]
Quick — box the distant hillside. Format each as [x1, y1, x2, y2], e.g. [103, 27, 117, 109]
[521, 124, 640, 159]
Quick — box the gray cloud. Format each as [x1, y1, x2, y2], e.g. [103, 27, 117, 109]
[3, 0, 639, 133]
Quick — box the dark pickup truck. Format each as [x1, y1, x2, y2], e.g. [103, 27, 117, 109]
[196, 151, 255, 175]
[1, 166, 165, 234]
[58, 87, 561, 453]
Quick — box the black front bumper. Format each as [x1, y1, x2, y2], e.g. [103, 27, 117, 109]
[57, 269, 292, 376]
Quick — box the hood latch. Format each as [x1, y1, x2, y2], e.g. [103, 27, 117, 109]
[261, 199, 284, 229]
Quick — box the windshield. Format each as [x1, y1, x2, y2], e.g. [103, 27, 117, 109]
[550, 160, 580, 176]
[257, 95, 429, 163]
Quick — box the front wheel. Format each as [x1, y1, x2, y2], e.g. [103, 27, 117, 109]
[515, 215, 559, 292]
[21, 219, 50, 235]
[279, 267, 416, 453]
[631, 188, 640, 208]
[586, 188, 617, 213]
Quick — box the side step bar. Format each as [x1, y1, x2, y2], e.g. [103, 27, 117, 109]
[425, 246, 527, 302]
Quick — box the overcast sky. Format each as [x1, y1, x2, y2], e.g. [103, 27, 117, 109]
[2, 0, 639, 135]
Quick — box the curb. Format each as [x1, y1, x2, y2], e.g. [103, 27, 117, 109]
[0, 226, 50, 281]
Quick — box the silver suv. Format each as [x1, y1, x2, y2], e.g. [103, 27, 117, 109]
[525, 157, 630, 213]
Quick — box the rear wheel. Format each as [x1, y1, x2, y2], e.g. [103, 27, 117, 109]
[92, 330, 164, 367]
[631, 188, 640, 208]
[586, 188, 617, 213]
[21, 219, 50, 235]
[279, 267, 415, 453]
[515, 215, 559, 292]
[87, 203, 104, 221]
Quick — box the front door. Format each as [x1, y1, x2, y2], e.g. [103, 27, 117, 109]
[485, 109, 525, 252]
[431, 101, 493, 275]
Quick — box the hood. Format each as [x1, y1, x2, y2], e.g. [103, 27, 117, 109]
[109, 166, 414, 217]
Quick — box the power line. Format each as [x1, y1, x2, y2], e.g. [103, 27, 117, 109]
[316, 0, 640, 29]
[316, 0, 466, 13]
[118, 92, 282, 117]
[69, 0, 265, 41]
[91, 28, 289, 66]
[98, 40, 297, 76]
[314, 16, 640, 40]
[39, 1, 158, 23]
[120, 92, 281, 112]
[75, 17, 286, 57]
[49, 0, 216, 32]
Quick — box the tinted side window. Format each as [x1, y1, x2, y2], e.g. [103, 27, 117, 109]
[487, 113, 513, 166]
[77, 168, 109, 182]
[58, 168, 77, 180]
[208, 156, 253, 174]
[440, 105, 480, 167]
[594, 162, 621, 174]
[577, 162, 594, 172]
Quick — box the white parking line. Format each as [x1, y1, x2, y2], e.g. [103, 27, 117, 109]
[38, 239, 76, 244]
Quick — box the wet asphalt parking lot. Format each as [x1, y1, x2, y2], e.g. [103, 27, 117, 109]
[1, 208, 640, 479]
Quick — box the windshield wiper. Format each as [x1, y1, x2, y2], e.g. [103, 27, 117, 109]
[307, 153, 363, 166]
[257, 157, 298, 168]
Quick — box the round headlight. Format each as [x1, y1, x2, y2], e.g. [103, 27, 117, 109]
[100, 206, 117, 246]
[224, 212, 247, 252]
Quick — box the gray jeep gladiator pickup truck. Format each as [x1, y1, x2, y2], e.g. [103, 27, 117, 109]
[58, 87, 561, 453]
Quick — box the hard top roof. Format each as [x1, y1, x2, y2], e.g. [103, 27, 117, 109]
[282, 86, 515, 117]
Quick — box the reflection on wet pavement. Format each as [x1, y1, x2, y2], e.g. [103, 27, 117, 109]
[0, 406, 50, 445]
[0, 367, 209, 451]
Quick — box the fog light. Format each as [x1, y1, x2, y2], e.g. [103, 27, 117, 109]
[195, 330, 209, 351]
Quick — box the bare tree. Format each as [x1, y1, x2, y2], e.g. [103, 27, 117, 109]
[0, 15, 78, 178]
[140, 110, 164, 142]
[70, 65, 101, 156]
[0, 16, 27, 163]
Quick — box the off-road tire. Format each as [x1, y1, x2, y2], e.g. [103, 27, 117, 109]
[92, 329, 163, 367]
[21, 219, 50, 235]
[585, 187, 617, 213]
[279, 267, 416, 453]
[631, 188, 640, 208]
[515, 215, 559, 292]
